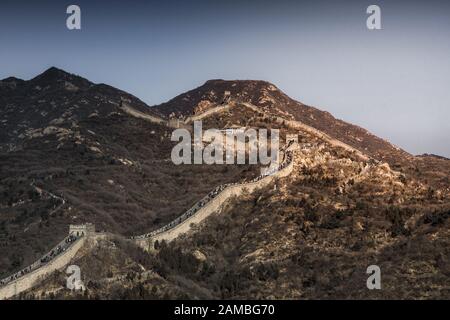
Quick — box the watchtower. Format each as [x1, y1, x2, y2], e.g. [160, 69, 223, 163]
[69, 223, 95, 237]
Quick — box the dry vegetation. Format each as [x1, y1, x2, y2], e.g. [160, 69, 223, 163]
[2, 70, 449, 299]
[25, 127, 450, 299]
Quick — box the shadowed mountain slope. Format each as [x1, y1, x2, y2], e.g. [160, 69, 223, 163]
[1, 68, 449, 299]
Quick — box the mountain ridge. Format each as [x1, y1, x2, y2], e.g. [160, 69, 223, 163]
[0, 67, 449, 299]
[1, 67, 443, 163]
[152, 77, 410, 163]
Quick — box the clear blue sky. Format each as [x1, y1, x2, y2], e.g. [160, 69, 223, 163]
[1, 0, 449, 157]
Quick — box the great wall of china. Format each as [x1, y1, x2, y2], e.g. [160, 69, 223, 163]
[123, 99, 371, 165]
[0, 139, 297, 300]
[240, 102, 369, 161]
[0, 228, 88, 300]
[133, 142, 296, 250]
[0, 98, 370, 300]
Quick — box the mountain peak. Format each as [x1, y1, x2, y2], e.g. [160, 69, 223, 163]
[44, 66, 66, 74]
[1, 76, 24, 83]
[154, 78, 285, 117]
[203, 78, 277, 88]
[0, 76, 24, 90]
[31, 66, 73, 81]
[28, 67, 92, 90]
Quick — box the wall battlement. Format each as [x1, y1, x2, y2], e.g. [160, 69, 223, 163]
[0, 95, 308, 298]
[134, 142, 297, 251]
[0, 224, 94, 300]
[69, 223, 95, 237]
[0, 143, 297, 299]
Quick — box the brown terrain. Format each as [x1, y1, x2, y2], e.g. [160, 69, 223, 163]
[1, 69, 449, 299]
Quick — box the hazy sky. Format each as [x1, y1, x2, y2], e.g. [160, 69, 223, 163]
[1, 0, 449, 157]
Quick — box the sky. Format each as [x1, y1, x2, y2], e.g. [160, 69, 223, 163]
[0, 0, 449, 157]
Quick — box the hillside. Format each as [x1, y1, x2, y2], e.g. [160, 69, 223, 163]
[1, 68, 449, 299]
[24, 119, 450, 299]
[154, 79, 410, 163]
[0, 68, 259, 278]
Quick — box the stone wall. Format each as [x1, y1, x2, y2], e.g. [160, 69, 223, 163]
[184, 104, 232, 123]
[0, 237, 86, 300]
[0, 101, 306, 298]
[69, 223, 95, 236]
[242, 102, 369, 161]
[135, 151, 294, 251]
[120, 104, 166, 125]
